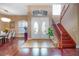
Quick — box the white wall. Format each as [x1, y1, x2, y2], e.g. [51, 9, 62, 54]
[53, 15, 60, 24]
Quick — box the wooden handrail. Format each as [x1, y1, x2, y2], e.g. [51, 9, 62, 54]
[60, 4, 70, 23]
[60, 5, 65, 16]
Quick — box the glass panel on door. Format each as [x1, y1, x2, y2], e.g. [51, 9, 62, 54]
[42, 22, 46, 34]
[34, 22, 39, 34]
[41, 17, 49, 38]
[31, 17, 40, 38]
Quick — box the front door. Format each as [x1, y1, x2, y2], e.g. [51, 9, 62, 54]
[31, 17, 49, 39]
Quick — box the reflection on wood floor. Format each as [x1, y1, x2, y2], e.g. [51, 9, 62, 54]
[0, 38, 79, 56]
[25, 39, 54, 48]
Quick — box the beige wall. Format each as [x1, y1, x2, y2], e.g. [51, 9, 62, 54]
[28, 4, 52, 38]
[0, 20, 1, 31]
[61, 4, 79, 48]
[0, 14, 29, 37]
[77, 4, 79, 47]
[0, 4, 52, 38]
[9, 16, 29, 37]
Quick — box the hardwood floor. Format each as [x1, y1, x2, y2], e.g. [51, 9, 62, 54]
[0, 38, 79, 56]
[25, 39, 54, 48]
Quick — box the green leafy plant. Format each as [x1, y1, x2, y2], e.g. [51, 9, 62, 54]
[47, 27, 54, 38]
[3, 29, 8, 33]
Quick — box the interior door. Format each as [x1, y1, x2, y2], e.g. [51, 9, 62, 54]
[31, 17, 49, 39]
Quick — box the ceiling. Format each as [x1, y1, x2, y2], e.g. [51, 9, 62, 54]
[0, 3, 52, 16]
[0, 3, 30, 15]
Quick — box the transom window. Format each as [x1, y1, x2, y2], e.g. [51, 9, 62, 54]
[52, 4, 61, 15]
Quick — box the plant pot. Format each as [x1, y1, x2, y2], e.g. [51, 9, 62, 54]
[50, 36, 54, 40]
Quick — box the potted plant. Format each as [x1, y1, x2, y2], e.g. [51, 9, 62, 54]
[47, 27, 54, 39]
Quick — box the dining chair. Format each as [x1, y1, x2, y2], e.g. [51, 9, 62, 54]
[12, 32, 16, 39]
[5, 32, 10, 43]
[0, 37, 3, 44]
[7, 32, 12, 42]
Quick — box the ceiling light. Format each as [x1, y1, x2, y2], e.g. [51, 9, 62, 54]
[1, 17, 11, 22]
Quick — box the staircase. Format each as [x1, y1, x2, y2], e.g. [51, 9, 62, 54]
[57, 23, 76, 48]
